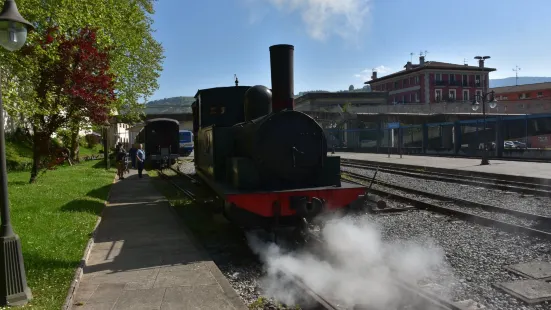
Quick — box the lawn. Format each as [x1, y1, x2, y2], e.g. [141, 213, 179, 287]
[4, 160, 115, 310]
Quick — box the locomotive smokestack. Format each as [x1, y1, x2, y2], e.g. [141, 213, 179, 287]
[269, 44, 294, 112]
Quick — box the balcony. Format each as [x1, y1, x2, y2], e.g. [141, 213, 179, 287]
[448, 80, 461, 86]
[434, 80, 447, 86]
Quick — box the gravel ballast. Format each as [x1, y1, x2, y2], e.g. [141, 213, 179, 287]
[342, 166, 551, 217]
[173, 160, 551, 309]
[356, 210, 551, 310]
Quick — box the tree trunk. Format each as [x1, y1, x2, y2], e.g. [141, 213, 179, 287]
[29, 130, 51, 184]
[69, 123, 80, 161]
[29, 134, 39, 184]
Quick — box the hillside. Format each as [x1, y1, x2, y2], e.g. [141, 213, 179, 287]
[147, 96, 195, 106]
[489, 77, 551, 88]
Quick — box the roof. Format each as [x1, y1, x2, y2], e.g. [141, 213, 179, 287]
[295, 91, 387, 104]
[193, 86, 252, 99]
[491, 81, 551, 94]
[145, 118, 180, 125]
[366, 61, 496, 84]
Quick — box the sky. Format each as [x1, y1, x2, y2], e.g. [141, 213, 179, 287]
[149, 0, 551, 101]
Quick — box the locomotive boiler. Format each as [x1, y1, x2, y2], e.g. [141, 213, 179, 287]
[191, 44, 367, 236]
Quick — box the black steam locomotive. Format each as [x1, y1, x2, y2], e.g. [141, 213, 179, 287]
[192, 44, 367, 235]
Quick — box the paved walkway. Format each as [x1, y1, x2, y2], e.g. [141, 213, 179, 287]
[71, 169, 247, 310]
[336, 152, 551, 180]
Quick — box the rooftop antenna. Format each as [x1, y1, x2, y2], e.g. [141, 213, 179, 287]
[464, 58, 467, 65]
[513, 65, 521, 86]
[410, 52, 414, 62]
[234, 74, 239, 87]
[424, 50, 429, 59]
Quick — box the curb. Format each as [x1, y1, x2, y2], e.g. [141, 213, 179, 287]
[61, 174, 116, 310]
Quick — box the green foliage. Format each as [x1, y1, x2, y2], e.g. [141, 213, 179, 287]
[84, 134, 100, 149]
[7, 160, 115, 309]
[147, 96, 195, 106]
[0, 0, 164, 127]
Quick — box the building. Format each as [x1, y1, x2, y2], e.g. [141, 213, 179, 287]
[366, 55, 496, 105]
[294, 91, 388, 112]
[491, 81, 551, 102]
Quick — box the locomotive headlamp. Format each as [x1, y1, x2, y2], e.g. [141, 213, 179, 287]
[0, 0, 33, 51]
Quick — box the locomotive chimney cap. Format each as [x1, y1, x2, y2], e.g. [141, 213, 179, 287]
[269, 44, 294, 50]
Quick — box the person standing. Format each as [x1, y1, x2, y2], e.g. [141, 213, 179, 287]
[129, 144, 138, 169]
[136, 144, 146, 178]
[116, 143, 127, 180]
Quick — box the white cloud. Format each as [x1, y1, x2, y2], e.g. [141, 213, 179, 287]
[354, 65, 392, 81]
[246, 0, 372, 42]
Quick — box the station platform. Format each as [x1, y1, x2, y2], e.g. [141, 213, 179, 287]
[70, 169, 246, 310]
[335, 152, 551, 182]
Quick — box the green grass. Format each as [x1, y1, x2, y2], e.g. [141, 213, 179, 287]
[4, 160, 115, 310]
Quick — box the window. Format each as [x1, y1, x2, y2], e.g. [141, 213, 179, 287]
[409, 94, 412, 103]
[538, 92, 543, 97]
[435, 73, 442, 81]
[463, 90, 469, 102]
[524, 93, 531, 98]
[462, 75, 468, 86]
[435, 89, 442, 102]
[476, 90, 482, 98]
[394, 81, 399, 89]
[449, 89, 456, 101]
[475, 75, 481, 87]
[402, 95, 405, 103]
[415, 76, 420, 84]
[449, 74, 456, 82]
[415, 92, 419, 102]
[404, 78, 408, 87]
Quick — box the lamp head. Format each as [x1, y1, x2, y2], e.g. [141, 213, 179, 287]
[0, 0, 34, 51]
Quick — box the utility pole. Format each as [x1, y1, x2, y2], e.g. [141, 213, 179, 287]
[513, 66, 521, 86]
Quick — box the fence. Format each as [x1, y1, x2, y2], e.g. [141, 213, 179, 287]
[324, 114, 551, 160]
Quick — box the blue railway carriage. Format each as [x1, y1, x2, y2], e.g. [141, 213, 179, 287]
[144, 118, 181, 169]
[179, 130, 194, 156]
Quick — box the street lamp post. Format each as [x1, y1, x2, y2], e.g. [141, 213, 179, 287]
[0, 0, 34, 306]
[103, 120, 110, 170]
[471, 90, 498, 165]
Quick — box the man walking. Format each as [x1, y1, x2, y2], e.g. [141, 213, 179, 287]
[129, 144, 138, 169]
[136, 144, 146, 178]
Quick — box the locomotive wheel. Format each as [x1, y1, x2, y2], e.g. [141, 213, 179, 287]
[292, 217, 310, 245]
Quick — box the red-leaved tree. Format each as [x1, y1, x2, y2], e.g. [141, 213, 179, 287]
[25, 26, 117, 183]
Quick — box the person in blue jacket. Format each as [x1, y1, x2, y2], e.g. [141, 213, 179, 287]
[129, 144, 138, 169]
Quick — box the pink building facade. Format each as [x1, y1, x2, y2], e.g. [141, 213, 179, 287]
[367, 56, 496, 105]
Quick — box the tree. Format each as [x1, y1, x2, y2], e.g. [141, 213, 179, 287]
[349, 85, 354, 91]
[0, 0, 163, 180]
[20, 26, 116, 182]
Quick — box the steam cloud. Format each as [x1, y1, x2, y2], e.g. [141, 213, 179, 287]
[247, 216, 453, 309]
[244, 0, 372, 42]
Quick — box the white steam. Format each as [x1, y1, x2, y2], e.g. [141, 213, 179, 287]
[248, 216, 452, 309]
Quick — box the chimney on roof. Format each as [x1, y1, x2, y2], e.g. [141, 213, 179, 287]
[406, 61, 412, 70]
[419, 56, 425, 65]
[464, 63, 468, 66]
[478, 59, 484, 68]
[371, 70, 377, 79]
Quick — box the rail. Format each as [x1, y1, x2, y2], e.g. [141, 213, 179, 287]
[343, 171, 551, 241]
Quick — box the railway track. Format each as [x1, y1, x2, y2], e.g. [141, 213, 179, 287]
[159, 167, 469, 310]
[299, 234, 465, 310]
[342, 170, 551, 241]
[341, 161, 551, 197]
[157, 168, 197, 201]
